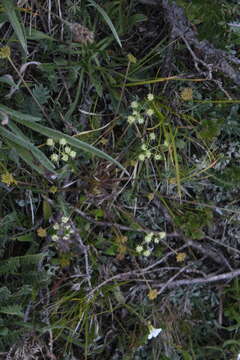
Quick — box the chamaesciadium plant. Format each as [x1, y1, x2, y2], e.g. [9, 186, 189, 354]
[1, 0, 240, 358]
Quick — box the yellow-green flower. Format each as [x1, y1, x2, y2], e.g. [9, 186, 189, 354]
[0, 46, 11, 59]
[49, 186, 58, 193]
[1, 172, 17, 186]
[37, 227, 47, 238]
[148, 289, 158, 300]
[176, 252, 187, 262]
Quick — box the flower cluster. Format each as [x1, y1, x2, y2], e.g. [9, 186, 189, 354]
[136, 231, 166, 257]
[0, 46, 11, 59]
[1, 171, 17, 186]
[51, 216, 75, 252]
[46, 138, 76, 164]
[138, 134, 162, 162]
[127, 93, 155, 125]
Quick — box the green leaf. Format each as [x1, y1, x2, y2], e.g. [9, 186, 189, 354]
[0, 327, 9, 336]
[2, 0, 28, 55]
[43, 200, 52, 221]
[88, 0, 122, 48]
[25, 27, 55, 41]
[0, 74, 16, 87]
[0, 104, 41, 122]
[16, 233, 34, 242]
[0, 126, 57, 175]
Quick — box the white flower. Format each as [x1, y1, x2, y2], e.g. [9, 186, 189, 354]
[148, 326, 162, 340]
[61, 216, 69, 224]
[127, 115, 135, 124]
[59, 138, 67, 146]
[146, 109, 154, 116]
[137, 117, 144, 124]
[144, 232, 154, 243]
[52, 234, 59, 241]
[149, 132, 156, 140]
[136, 245, 143, 253]
[138, 153, 145, 161]
[62, 154, 69, 162]
[158, 231, 166, 239]
[46, 138, 54, 146]
[145, 150, 152, 159]
[147, 93, 154, 101]
[141, 144, 147, 151]
[130, 101, 138, 108]
[51, 153, 59, 162]
[143, 249, 151, 257]
[64, 146, 71, 154]
[70, 150, 76, 159]
[53, 223, 60, 230]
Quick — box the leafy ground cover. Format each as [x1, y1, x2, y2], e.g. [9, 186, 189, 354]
[0, 0, 240, 359]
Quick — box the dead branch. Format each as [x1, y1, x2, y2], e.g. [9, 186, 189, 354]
[139, 0, 240, 85]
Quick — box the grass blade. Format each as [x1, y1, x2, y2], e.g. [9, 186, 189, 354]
[0, 126, 56, 174]
[2, 0, 28, 55]
[88, 0, 122, 48]
[0, 104, 41, 122]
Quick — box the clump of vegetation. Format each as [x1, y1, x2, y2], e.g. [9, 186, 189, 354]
[0, 0, 240, 359]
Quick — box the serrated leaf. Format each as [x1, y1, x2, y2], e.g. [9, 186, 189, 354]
[32, 84, 50, 105]
[0, 304, 24, 318]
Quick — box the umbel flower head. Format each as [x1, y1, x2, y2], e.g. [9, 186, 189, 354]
[1, 172, 17, 186]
